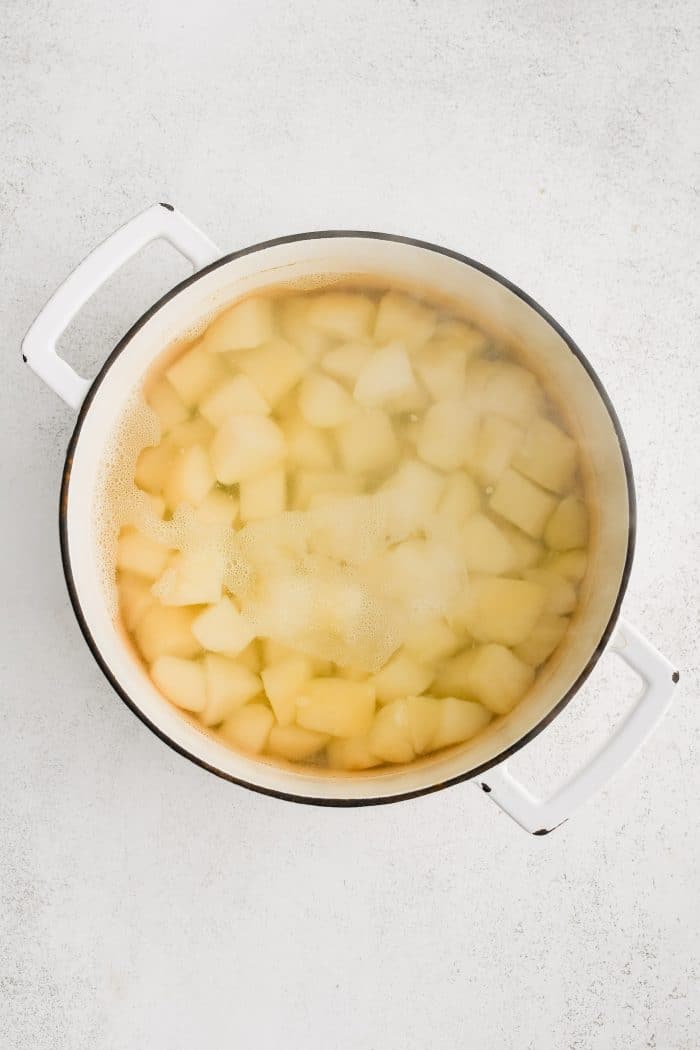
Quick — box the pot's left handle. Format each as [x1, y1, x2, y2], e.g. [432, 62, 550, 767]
[22, 203, 221, 410]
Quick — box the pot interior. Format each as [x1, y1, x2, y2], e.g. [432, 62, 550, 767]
[62, 234, 633, 802]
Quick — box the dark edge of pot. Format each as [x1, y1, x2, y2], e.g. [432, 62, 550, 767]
[58, 230, 637, 809]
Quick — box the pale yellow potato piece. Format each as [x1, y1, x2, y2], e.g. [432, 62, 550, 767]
[134, 443, 176, 494]
[155, 549, 224, 607]
[435, 472, 481, 527]
[308, 292, 376, 340]
[434, 320, 489, 357]
[117, 527, 170, 580]
[353, 343, 418, 409]
[239, 466, 286, 522]
[164, 416, 215, 450]
[278, 296, 332, 360]
[405, 695, 441, 753]
[336, 409, 399, 475]
[148, 494, 167, 519]
[146, 377, 189, 432]
[477, 361, 544, 425]
[166, 344, 226, 406]
[512, 416, 577, 494]
[417, 399, 479, 471]
[402, 618, 461, 665]
[368, 700, 414, 764]
[118, 573, 155, 632]
[261, 640, 331, 676]
[547, 549, 588, 582]
[296, 679, 376, 737]
[544, 495, 588, 550]
[164, 444, 215, 509]
[298, 372, 356, 428]
[414, 340, 469, 400]
[235, 340, 307, 407]
[202, 654, 263, 726]
[374, 291, 436, 350]
[469, 414, 523, 487]
[237, 641, 262, 673]
[193, 488, 239, 527]
[326, 735, 381, 771]
[489, 468, 558, 538]
[322, 342, 372, 385]
[284, 416, 335, 470]
[371, 650, 434, 704]
[134, 604, 201, 663]
[513, 613, 570, 667]
[192, 597, 256, 655]
[523, 568, 577, 615]
[261, 656, 314, 726]
[432, 650, 478, 700]
[211, 414, 286, 484]
[292, 469, 364, 510]
[500, 524, 544, 571]
[462, 644, 535, 714]
[267, 725, 329, 762]
[151, 655, 206, 712]
[381, 459, 444, 540]
[458, 513, 517, 574]
[203, 297, 276, 353]
[220, 703, 274, 753]
[464, 576, 546, 646]
[431, 696, 492, 750]
[199, 374, 270, 425]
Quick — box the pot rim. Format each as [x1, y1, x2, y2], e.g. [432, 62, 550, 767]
[59, 229, 637, 807]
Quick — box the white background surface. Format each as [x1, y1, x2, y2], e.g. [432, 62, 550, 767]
[1, 2, 698, 1047]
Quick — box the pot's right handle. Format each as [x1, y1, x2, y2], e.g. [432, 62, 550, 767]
[481, 618, 679, 835]
[22, 203, 221, 410]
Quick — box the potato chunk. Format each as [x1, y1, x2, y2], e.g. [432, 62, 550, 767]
[489, 468, 558, 538]
[500, 524, 544, 571]
[166, 344, 226, 406]
[458, 513, 517, 574]
[478, 361, 544, 424]
[298, 372, 356, 428]
[309, 292, 376, 340]
[292, 469, 363, 510]
[523, 568, 577, 615]
[220, 703, 274, 753]
[193, 488, 239, 527]
[463, 576, 546, 646]
[435, 472, 481, 527]
[151, 655, 206, 712]
[239, 466, 286, 522]
[544, 496, 588, 550]
[326, 735, 381, 771]
[199, 374, 270, 425]
[261, 656, 313, 726]
[202, 654, 262, 725]
[374, 291, 436, 350]
[164, 417, 214, 450]
[211, 414, 286, 484]
[546, 549, 588, 582]
[469, 414, 523, 486]
[402, 618, 460, 665]
[295, 679, 376, 737]
[235, 340, 307, 407]
[117, 527, 170, 580]
[285, 416, 335, 470]
[267, 725, 328, 761]
[462, 644, 535, 713]
[192, 597, 256, 655]
[512, 417, 578, 493]
[155, 549, 224, 606]
[279, 296, 332, 360]
[406, 695, 441, 754]
[417, 399, 479, 471]
[322, 342, 372, 385]
[118, 573, 155, 631]
[370, 650, 434, 704]
[146, 378, 189, 432]
[431, 696, 492, 749]
[203, 297, 275, 352]
[134, 605, 201, 663]
[368, 700, 414, 763]
[513, 613, 570, 667]
[414, 340, 468, 400]
[164, 444, 215, 510]
[336, 409, 399, 475]
[134, 443, 176, 494]
[432, 650, 478, 700]
[353, 343, 418, 409]
[381, 459, 444, 539]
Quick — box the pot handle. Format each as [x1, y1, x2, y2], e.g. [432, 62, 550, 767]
[480, 618, 679, 834]
[21, 203, 221, 410]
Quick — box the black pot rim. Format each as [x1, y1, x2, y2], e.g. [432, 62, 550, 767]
[58, 227, 636, 808]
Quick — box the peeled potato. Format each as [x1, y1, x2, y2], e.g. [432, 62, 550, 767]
[374, 291, 436, 350]
[353, 343, 418, 409]
[164, 416, 215, 450]
[285, 416, 335, 470]
[309, 292, 376, 340]
[279, 296, 332, 360]
[151, 655, 206, 712]
[118, 572, 155, 632]
[326, 735, 381, 771]
[135, 443, 176, 494]
[210, 414, 286, 484]
[134, 604, 201, 663]
[544, 496, 588, 551]
[322, 342, 372, 385]
[117, 527, 170, 580]
[336, 409, 399, 475]
[146, 378, 189, 432]
[463, 576, 546, 646]
[432, 649, 478, 700]
[431, 696, 492, 749]
[296, 679, 376, 737]
[192, 597, 256, 656]
[203, 296, 275, 353]
[235, 340, 307, 407]
[414, 340, 469, 400]
[267, 725, 329, 761]
[239, 466, 286, 522]
[512, 416, 577, 494]
[261, 656, 314, 726]
[513, 613, 570, 667]
[202, 654, 262, 725]
[166, 344, 226, 406]
[458, 513, 517, 575]
[523, 567, 577, 615]
[403, 618, 461, 665]
[194, 488, 239, 527]
[298, 372, 356, 428]
[469, 414, 523, 487]
[164, 444, 214, 510]
[489, 468, 558, 539]
[199, 374, 270, 425]
[434, 472, 481, 528]
[155, 549, 224, 607]
[220, 703, 274, 753]
[371, 650, 434, 704]
[368, 700, 414, 764]
[417, 399, 479, 472]
[463, 644, 534, 714]
[547, 549, 588, 582]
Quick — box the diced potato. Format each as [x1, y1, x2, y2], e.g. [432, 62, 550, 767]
[308, 292, 376, 340]
[261, 656, 314, 726]
[237, 641, 262, 673]
[462, 644, 535, 713]
[134, 443, 176, 494]
[193, 488, 239, 527]
[295, 679, 376, 737]
[118, 572, 155, 631]
[155, 549, 224, 606]
[353, 343, 419, 409]
[500, 524, 544, 571]
[220, 703, 275, 753]
[164, 444, 215, 509]
[239, 466, 286, 522]
[202, 297, 276, 353]
[406, 695, 441, 753]
[489, 468, 558, 538]
[322, 342, 372, 385]
[151, 655, 206, 712]
[235, 340, 307, 407]
[523, 568, 577, 615]
[165, 417, 215, 449]
[370, 650, 434, 704]
[326, 735, 381, 771]
[261, 639, 331, 676]
[166, 344, 227, 406]
[512, 417, 578, 493]
[202, 653, 263, 725]
[403, 618, 461, 665]
[292, 469, 364, 510]
[146, 378, 189, 432]
[379, 539, 465, 621]
[432, 649, 477, 700]
[469, 414, 523, 487]
[544, 495, 588, 550]
[211, 414, 286, 484]
[433, 320, 489, 357]
[148, 495, 167, 519]
[547, 549, 588, 582]
[458, 513, 517, 574]
[381, 459, 444, 540]
[199, 374, 271, 425]
[133, 604, 201, 663]
[431, 696, 492, 749]
[435, 472, 481, 526]
[267, 725, 329, 761]
[513, 613, 570, 667]
[278, 296, 332, 360]
[368, 700, 414, 764]
[298, 372, 356, 428]
[336, 409, 399, 475]
[478, 361, 544, 424]
[463, 576, 546, 646]
[413, 340, 469, 400]
[116, 527, 170, 580]
[285, 416, 335, 470]
[192, 597, 256, 655]
[417, 399, 479, 471]
[374, 291, 436, 351]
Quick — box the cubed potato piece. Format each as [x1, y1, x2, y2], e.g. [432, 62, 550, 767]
[201, 653, 263, 726]
[374, 291, 436, 351]
[368, 700, 414, 764]
[203, 297, 276, 353]
[261, 656, 314, 726]
[134, 605, 201, 663]
[134, 443, 176, 495]
[322, 342, 372, 385]
[199, 374, 271, 425]
[235, 340, 307, 407]
[211, 414, 286, 484]
[146, 377, 189, 432]
[489, 468, 558, 538]
[379, 539, 465, 621]
[434, 319, 489, 357]
[500, 524, 544, 571]
[151, 655, 206, 712]
[336, 409, 399, 475]
[164, 418, 215, 452]
[239, 466, 286, 522]
[237, 641, 262, 672]
[192, 597, 256, 655]
[155, 549, 224, 606]
[414, 340, 469, 400]
[547, 549, 588, 582]
[298, 372, 356, 428]
[463, 643, 535, 713]
[284, 416, 335, 470]
[278, 296, 332, 360]
[513, 613, 570, 667]
[523, 568, 577, 615]
[464, 576, 546, 646]
[479, 361, 545, 424]
[431, 696, 492, 750]
[353, 343, 419, 409]
[406, 695, 441, 754]
[402, 618, 461, 665]
[459, 513, 517, 574]
[117, 527, 170, 580]
[166, 344, 227, 406]
[193, 488, 239, 527]
[220, 703, 275, 753]
[469, 414, 523, 487]
[267, 725, 329, 762]
[261, 639, 331, 675]
[370, 650, 435, 704]
[326, 735, 381, 771]
[118, 572, 156, 631]
[435, 472, 481, 526]
[295, 679, 376, 737]
[432, 649, 477, 700]
[292, 469, 364, 510]
[544, 496, 588, 550]
[164, 444, 215, 509]
[417, 399, 479, 471]
[308, 292, 376, 340]
[512, 417, 578, 493]
[148, 495, 167, 519]
[381, 459, 444, 540]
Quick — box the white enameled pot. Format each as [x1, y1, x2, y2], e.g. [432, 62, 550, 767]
[23, 204, 679, 833]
